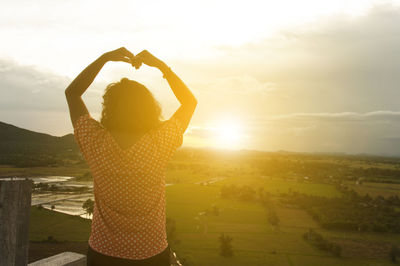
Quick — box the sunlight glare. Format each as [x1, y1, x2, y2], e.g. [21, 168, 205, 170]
[215, 119, 243, 149]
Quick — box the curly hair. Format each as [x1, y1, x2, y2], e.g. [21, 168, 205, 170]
[100, 78, 162, 134]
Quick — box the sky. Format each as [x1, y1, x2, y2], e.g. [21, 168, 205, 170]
[1, 0, 400, 155]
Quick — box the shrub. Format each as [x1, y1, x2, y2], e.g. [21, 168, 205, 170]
[219, 233, 233, 257]
[390, 244, 399, 263]
[166, 217, 180, 246]
[267, 209, 280, 227]
[212, 205, 220, 216]
[82, 199, 94, 216]
[303, 229, 341, 257]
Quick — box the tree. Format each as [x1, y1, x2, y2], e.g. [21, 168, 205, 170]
[331, 244, 342, 257]
[267, 209, 280, 227]
[80, 171, 93, 181]
[82, 199, 94, 218]
[303, 229, 341, 257]
[212, 205, 220, 216]
[166, 217, 180, 246]
[219, 233, 233, 257]
[390, 244, 399, 263]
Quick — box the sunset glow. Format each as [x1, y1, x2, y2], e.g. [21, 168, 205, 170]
[3, 2, 400, 265]
[215, 119, 243, 149]
[2, 0, 400, 154]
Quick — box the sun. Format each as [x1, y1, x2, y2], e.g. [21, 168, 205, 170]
[215, 119, 243, 149]
[218, 122, 240, 141]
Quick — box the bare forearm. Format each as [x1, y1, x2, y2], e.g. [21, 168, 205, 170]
[65, 55, 107, 97]
[65, 47, 134, 126]
[158, 62, 197, 106]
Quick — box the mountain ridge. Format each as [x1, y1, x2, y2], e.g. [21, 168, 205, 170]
[0, 120, 73, 141]
[0, 120, 79, 167]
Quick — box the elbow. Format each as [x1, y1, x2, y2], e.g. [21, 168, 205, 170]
[65, 88, 77, 99]
[180, 96, 197, 109]
[191, 97, 198, 107]
[65, 88, 72, 98]
[188, 97, 197, 108]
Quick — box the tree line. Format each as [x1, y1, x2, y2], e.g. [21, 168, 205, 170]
[282, 188, 400, 233]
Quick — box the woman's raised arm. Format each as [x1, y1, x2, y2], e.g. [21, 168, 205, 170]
[65, 47, 135, 126]
[136, 50, 197, 133]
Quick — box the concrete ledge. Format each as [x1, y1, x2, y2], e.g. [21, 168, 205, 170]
[28, 252, 86, 266]
[28, 250, 182, 265]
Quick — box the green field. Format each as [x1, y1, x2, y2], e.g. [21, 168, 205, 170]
[165, 180, 396, 266]
[29, 177, 397, 265]
[17, 150, 400, 265]
[345, 181, 400, 198]
[30, 207, 91, 242]
[0, 164, 88, 178]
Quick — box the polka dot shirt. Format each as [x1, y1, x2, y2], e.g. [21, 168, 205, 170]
[73, 114, 183, 260]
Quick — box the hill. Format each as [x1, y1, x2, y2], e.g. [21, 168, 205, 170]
[0, 121, 79, 167]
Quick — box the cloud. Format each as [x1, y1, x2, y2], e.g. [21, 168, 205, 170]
[0, 59, 70, 111]
[178, 4, 400, 155]
[193, 75, 276, 94]
[206, 4, 400, 114]
[243, 110, 400, 156]
[0, 59, 109, 135]
[0, 59, 109, 111]
[187, 127, 216, 139]
[3, 4, 400, 155]
[185, 110, 400, 155]
[269, 111, 400, 122]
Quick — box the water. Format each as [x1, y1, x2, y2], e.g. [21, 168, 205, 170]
[31, 176, 74, 184]
[28, 176, 224, 219]
[39, 195, 94, 219]
[30, 177, 176, 219]
[25, 175, 94, 219]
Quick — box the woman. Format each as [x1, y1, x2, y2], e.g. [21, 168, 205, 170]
[65, 47, 197, 265]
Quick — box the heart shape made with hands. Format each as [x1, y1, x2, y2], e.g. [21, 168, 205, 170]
[129, 50, 163, 71]
[130, 56, 143, 70]
[105, 47, 160, 70]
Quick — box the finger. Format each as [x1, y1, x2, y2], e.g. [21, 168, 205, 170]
[121, 47, 135, 61]
[131, 58, 138, 68]
[131, 57, 142, 69]
[135, 54, 144, 65]
[120, 57, 131, 63]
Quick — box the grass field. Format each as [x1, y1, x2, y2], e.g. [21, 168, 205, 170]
[14, 150, 400, 265]
[218, 176, 342, 198]
[29, 207, 91, 242]
[29, 177, 397, 265]
[165, 181, 396, 265]
[345, 181, 400, 198]
[0, 164, 88, 178]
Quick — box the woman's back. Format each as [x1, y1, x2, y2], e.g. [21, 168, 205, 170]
[109, 131, 145, 150]
[74, 114, 183, 259]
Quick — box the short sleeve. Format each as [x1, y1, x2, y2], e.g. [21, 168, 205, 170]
[155, 117, 184, 160]
[73, 114, 104, 159]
